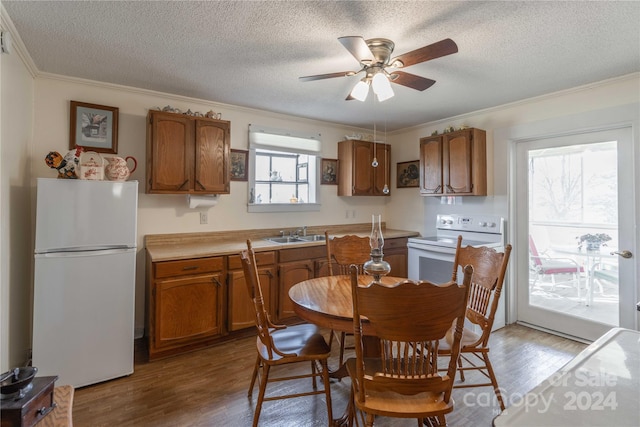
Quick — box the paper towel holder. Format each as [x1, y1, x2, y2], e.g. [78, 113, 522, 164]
[187, 194, 219, 209]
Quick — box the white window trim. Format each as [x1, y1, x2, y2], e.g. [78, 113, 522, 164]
[247, 125, 322, 213]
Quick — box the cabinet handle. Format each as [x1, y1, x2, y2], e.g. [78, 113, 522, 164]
[195, 180, 206, 190]
[446, 184, 455, 193]
[434, 185, 442, 193]
[37, 403, 57, 417]
[179, 179, 189, 190]
[212, 277, 222, 287]
[182, 266, 199, 271]
[266, 271, 274, 278]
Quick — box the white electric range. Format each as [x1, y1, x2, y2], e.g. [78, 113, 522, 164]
[407, 213, 507, 329]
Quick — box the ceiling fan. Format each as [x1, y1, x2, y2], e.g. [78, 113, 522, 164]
[299, 36, 458, 101]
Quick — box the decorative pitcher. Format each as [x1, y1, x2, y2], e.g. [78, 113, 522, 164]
[105, 156, 137, 181]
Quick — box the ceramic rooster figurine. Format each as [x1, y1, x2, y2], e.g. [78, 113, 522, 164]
[45, 146, 83, 179]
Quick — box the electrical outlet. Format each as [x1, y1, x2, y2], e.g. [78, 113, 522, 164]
[352, 209, 356, 218]
[200, 212, 208, 224]
[345, 210, 349, 219]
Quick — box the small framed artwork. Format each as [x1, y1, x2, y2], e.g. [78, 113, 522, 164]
[321, 158, 338, 185]
[397, 160, 420, 188]
[69, 101, 119, 154]
[230, 149, 248, 181]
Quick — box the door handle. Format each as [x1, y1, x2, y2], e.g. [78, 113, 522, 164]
[610, 250, 633, 259]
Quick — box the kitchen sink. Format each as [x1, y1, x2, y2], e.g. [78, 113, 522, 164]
[264, 236, 302, 244]
[263, 234, 325, 244]
[297, 234, 326, 242]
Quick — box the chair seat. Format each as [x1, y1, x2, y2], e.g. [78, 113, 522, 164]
[538, 259, 584, 275]
[345, 358, 454, 418]
[440, 324, 481, 350]
[257, 323, 331, 362]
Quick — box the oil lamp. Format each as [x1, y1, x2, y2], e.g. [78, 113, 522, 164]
[363, 214, 391, 281]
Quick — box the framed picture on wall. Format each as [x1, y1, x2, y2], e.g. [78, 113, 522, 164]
[397, 160, 420, 188]
[230, 149, 248, 181]
[321, 158, 338, 185]
[69, 101, 119, 154]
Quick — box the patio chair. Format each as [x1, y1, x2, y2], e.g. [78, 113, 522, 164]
[529, 235, 584, 298]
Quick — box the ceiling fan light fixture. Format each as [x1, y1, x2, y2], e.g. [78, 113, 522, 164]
[350, 79, 370, 102]
[372, 72, 394, 101]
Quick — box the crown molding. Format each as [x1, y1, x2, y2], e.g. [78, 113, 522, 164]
[1, 5, 38, 78]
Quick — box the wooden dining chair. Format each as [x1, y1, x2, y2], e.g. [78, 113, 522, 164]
[240, 240, 333, 427]
[346, 264, 473, 427]
[324, 231, 372, 366]
[438, 235, 512, 411]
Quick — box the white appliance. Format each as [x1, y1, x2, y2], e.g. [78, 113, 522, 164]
[407, 214, 506, 330]
[33, 178, 138, 387]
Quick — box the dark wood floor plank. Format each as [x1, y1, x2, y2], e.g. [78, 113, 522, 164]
[72, 324, 586, 426]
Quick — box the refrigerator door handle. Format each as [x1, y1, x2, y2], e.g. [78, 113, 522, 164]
[35, 248, 136, 258]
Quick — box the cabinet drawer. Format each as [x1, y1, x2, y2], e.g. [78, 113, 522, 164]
[279, 245, 326, 262]
[154, 257, 224, 279]
[228, 251, 276, 270]
[385, 237, 408, 250]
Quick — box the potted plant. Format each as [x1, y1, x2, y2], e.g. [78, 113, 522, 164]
[577, 233, 611, 251]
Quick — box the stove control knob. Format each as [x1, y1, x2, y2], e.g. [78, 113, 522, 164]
[488, 222, 496, 228]
[479, 222, 487, 227]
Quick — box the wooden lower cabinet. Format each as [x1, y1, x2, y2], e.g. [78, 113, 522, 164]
[278, 260, 314, 321]
[277, 245, 326, 321]
[146, 256, 225, 360]
[227, 251, 276, 331]
[385, 237, 409, 278]
[145, 236, 409, 360]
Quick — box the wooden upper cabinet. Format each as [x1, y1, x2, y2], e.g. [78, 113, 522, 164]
[420, 128, 486, 196]
[195, 120, 230, 193]
[338, 139, 391, 196]
[419, 136, 443, 194]
[146, 111, 230, 194]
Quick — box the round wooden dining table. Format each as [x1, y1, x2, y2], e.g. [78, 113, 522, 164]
[289, 274, 403, 337]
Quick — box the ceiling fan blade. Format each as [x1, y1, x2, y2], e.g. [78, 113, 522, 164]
[299, 71, 355, 82]
[391, 38, 458, 68]
[338, 36, 375, 64]
[389, 71, 436, 91]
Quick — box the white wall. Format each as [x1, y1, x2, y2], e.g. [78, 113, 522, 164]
[1, 25, 34, 369]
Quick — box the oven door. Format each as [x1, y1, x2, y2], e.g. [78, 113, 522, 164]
[407, 243, 456, 283]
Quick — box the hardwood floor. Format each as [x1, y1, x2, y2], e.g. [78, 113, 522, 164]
[72, 324, 586, 426]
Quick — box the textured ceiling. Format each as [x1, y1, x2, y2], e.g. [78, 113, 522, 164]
[3, 1, 640, 131]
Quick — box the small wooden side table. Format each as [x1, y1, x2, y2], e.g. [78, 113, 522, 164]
[1, 376, 57, 427]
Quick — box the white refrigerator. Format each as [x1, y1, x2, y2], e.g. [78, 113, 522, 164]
[33, 178, 138, 387]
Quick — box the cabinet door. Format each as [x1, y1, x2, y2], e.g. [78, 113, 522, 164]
[228, 266, 276, 331]
[384, 237, 408, 278]
[154, 273, 224, 350]
[147, 112, 193, 192]
[373, 143, 391, 196]
[195, 120, 230, 194]
[352, 140, 375, 195]
[444, 131, 474, 194]
[278, 260, 313, 321]
[419, 136, 443, 195]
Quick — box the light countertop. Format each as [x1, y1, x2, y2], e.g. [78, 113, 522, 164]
[145, 224, 419, 262]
